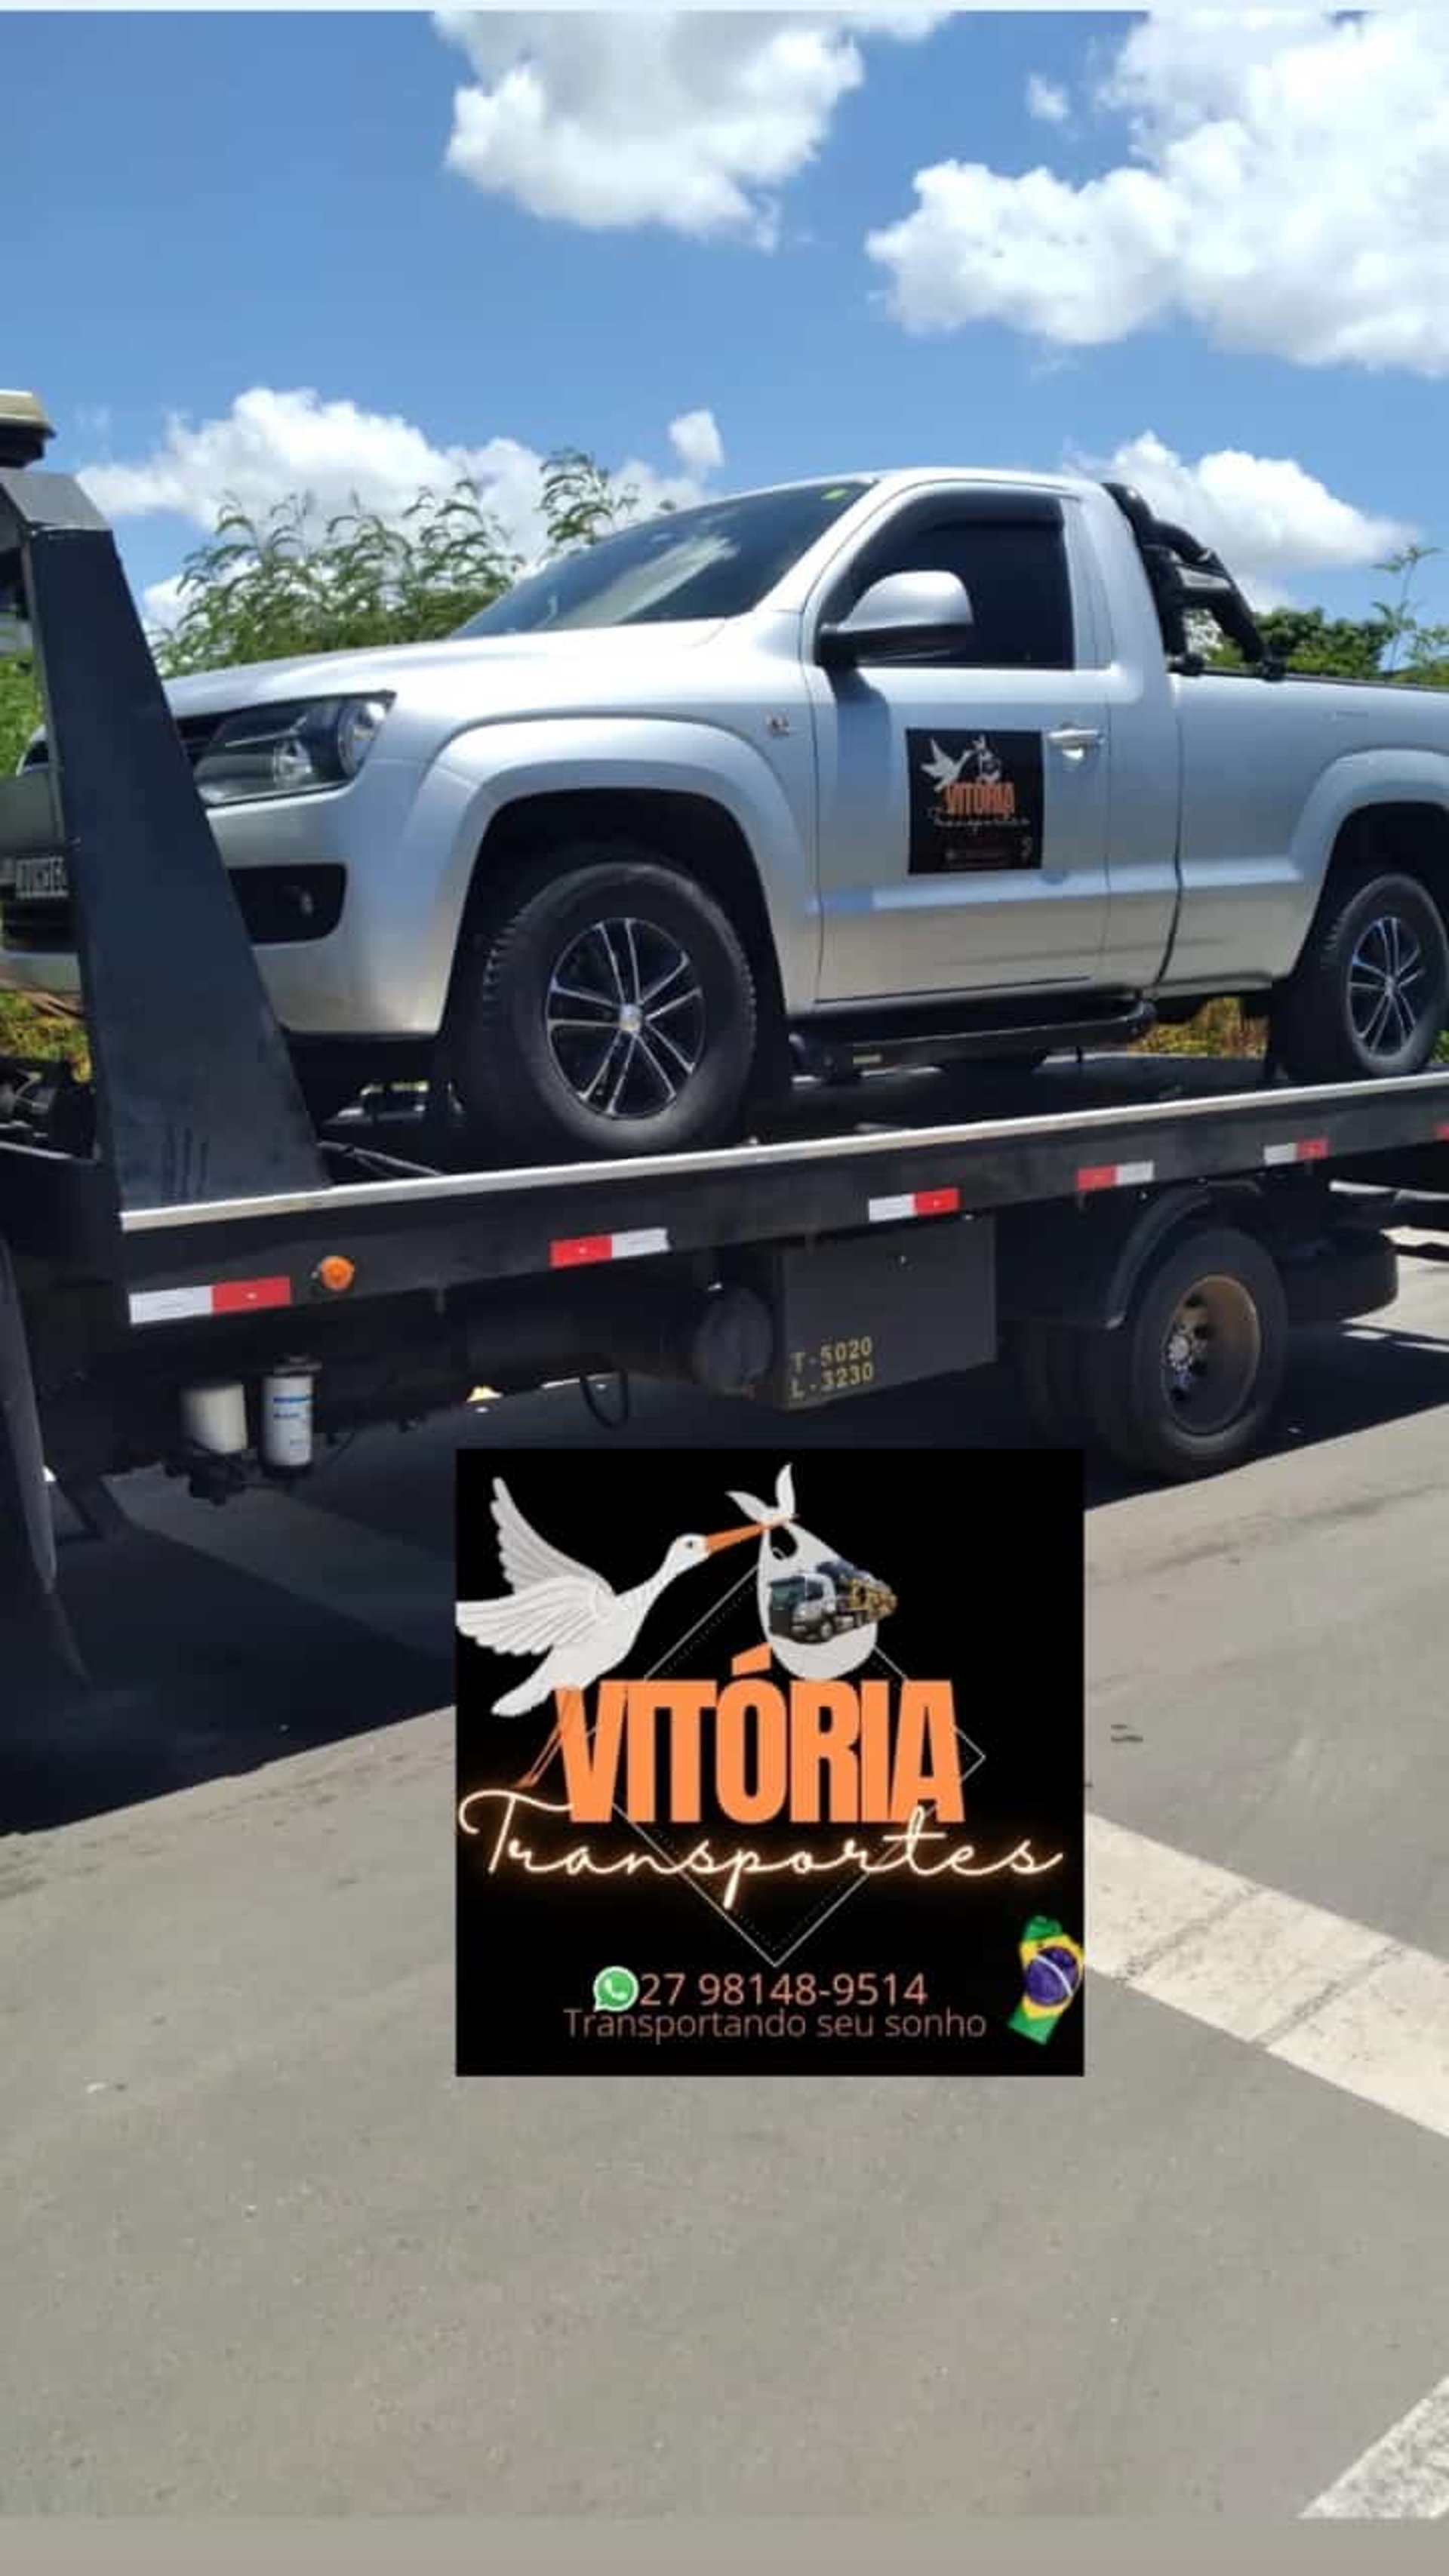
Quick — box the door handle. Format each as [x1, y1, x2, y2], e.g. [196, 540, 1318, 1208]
[1048, 725, 1103, 752]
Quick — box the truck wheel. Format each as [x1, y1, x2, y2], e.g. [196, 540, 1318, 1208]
[1272, 867, 1449, 1082]
[1081, 1224, 1287, 1480]
[1014, 1322, 1092, 1448]
[451, 846, 758, 1161]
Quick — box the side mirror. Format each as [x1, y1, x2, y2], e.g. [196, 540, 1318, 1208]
[818, 570, 974, 670]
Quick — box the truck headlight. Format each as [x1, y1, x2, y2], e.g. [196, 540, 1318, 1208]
[193, 694, 392, 807]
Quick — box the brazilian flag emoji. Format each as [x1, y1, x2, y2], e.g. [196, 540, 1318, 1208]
[1009, 1916, 1084, 2044]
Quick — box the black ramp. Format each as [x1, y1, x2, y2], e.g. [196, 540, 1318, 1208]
[0, 464, 327, 1210]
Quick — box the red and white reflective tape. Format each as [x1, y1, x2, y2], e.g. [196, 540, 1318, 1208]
[1076, 1159, 1155, 1194]
[866, 1186, 961, 1225]
[129, 1275, 292, 1326]
[549, 1226, 670, 1270]
[1263, 1137, 1328, 1168]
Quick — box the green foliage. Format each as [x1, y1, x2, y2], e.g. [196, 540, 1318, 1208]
[0, 655, 39, 774]
[1208, 544, 1449, 688]
[1135, 999, 1263, 1060]
[1374, 542, 1444, 674]
[152, 445, 659, 676]
[1254, 608, 1392, 679]
[537, 447, 643, 556]
[0, 983, 87, 1072]
[157, 479, 526, 677]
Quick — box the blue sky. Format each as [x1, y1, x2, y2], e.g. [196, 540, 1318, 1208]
[11, 8, 1448, 632]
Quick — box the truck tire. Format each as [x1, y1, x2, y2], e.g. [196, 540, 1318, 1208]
[1272, 866, 1449, 1083]
[1079, 1223, 1288, 1480]
[1014, 1321, 1092, 1448]
[450, 845, 758, 1161]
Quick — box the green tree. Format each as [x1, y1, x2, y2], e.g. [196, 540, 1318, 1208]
[1208, 605, 1395, 679]
[155, 446, 645, 674]
[1206, 540, 1449, 687]
[157, 478, 525, 676]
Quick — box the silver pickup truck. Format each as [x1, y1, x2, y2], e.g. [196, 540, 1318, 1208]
[7, 466, 1449, 1158]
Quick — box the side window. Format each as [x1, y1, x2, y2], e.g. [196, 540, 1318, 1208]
[850, 515, 1076, 669]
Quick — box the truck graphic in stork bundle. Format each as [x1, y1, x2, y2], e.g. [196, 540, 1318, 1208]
[768, 1558, 897, 1645]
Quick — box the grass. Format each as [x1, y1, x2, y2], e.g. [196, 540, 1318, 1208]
[0, 988, 90, 1075]
[1134, 996, 1264, 1060]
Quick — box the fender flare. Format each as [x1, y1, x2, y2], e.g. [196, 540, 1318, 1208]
[429, 714, 817, 1014]
[999, 1180, 1271, 1330]
[1284, 749, 1449, 963]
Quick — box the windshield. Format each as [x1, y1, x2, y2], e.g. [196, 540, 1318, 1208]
[456, 479, 874, 637]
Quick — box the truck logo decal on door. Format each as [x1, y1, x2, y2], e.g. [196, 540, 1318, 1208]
[908, 729, 1043, 876]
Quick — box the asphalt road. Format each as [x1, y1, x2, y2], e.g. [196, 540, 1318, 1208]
[2, 1248, 1447, 2515]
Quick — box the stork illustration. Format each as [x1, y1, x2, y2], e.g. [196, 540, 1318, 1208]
[921, 734, 1003, 794]
[457, 1479, 763, 1787]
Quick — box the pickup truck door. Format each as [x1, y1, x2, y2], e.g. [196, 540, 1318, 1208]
[807, 491, 1112, 1002]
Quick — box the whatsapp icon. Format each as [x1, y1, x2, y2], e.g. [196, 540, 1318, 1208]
[592, 1965, 641, 2012]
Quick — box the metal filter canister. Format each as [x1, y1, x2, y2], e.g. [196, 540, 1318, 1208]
[260, 1362, 318, 1473]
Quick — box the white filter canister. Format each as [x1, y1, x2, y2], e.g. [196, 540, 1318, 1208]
[180, 1380, 249, 1457]
[260, 1365, 316, 1473]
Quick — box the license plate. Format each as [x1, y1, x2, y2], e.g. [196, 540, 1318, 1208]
[12, 854, 69, 902]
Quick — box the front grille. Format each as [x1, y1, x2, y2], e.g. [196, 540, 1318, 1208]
[21, 711, 225, 774]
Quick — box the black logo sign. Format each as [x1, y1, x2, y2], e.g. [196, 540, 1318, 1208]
[908, 728, 1044, 875]
[456, 1448, 1084, 2078]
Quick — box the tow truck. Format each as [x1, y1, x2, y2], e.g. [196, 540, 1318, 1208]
[7, 388, 1449, 1702]
[768, 1562, 895, 1645]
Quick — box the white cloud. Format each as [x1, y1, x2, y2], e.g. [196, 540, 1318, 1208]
[869, 11, 1449, 374]
[1084, 431, 1415, 607]
[1026, 73, 1069, 126]
[669, 408, 724, 477]
[140, 572, 187, 635]
[82, 385, 728, 578]
[435, 10, 949, 245]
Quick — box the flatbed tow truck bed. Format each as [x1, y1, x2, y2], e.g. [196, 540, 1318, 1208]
[103, 1047, 1449, 1320]
[6, 408, 1449, 1692]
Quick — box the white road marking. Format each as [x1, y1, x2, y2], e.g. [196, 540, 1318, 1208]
[1089, 1815, 1449, 2144]
[1302, 2374, 1449, 2519]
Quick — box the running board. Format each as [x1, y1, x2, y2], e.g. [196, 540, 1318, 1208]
[790, 998, 1156, 1082]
